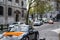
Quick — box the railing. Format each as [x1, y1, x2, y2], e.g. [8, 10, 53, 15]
[0, 24, 9, 31]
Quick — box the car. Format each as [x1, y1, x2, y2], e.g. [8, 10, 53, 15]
[10, 25, 39, 40]
[8, 22, 25, 30]
[33, 20, 43, 26]
[48, 20, 54, 24]
[0, 25, 39, 40]
[42, 18, 48, 23]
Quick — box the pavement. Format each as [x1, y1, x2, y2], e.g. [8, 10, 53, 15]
[33, 22, 60, 40]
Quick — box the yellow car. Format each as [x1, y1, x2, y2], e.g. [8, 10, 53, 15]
[0, 25, 39, 40]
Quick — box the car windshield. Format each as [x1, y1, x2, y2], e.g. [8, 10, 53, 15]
[10, 25, 29, 32]
[20, 26, 29, 32]
[12, 23, 18, 25]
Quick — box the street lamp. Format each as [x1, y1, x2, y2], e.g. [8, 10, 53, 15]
[5, 0, 8, 25]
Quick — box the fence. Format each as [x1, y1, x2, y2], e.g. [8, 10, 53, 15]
[0, 24, 9, 31]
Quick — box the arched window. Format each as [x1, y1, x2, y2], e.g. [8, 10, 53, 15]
[8, 8, 12, 16]
[21, 1, 24, 6]
[8, 0, 12, 2]
[0, 6, 3, 16]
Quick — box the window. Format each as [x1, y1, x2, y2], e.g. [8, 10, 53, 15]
[15, 0, 19, 3]
[8, 8, 12, 16]
[0, 6, 3, 16]
[21, 1, 24, 6]
[8, 0, 12, 1]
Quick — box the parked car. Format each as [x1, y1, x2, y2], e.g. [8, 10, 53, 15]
[8, 22, 25, 31]
[0, 25, 39, 40]
[42, 18, 48, 23]
[33, 20, 43, 26]
[48, 20, 54, 24]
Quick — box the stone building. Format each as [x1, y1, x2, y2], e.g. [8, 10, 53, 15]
[0, 0, 27, 24]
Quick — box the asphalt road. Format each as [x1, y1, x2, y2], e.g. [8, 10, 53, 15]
[33, 22, 60, 39]
[0, 21, 60, 40]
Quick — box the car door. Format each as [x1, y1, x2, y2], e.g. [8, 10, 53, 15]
[28, 26, 35, 40]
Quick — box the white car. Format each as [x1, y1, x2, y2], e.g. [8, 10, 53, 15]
[42, 18, 48, 23]
[33, 20, 43, 26]
[8, 22, 25, 31]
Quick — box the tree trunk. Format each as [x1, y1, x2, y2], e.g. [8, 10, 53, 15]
[37, 13, 38, 20]
[40, 14, 42, 20]
[26, 10, 29, 25]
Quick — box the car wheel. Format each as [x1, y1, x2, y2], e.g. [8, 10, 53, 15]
[25, 37, 29, 40]
[21, 37, 29, 40]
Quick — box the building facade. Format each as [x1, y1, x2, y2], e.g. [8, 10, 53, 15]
[0, 0, 27, 24]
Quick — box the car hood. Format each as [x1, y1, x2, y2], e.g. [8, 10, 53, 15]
[0, 32, 28, 40]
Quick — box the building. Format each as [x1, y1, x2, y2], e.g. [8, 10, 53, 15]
[0, 0, 27, 24]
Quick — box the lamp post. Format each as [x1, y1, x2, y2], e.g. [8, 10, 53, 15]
[5, 0, 8, 25]
[21, 1, 24, 17]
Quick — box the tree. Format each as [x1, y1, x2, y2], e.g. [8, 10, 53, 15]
[26, 0, 52, 24]
[26, 0, 36, 25]
[29, 0, 53, 19]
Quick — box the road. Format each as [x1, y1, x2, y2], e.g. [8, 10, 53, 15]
[0, 21, 60, 40]
[33, 22, 60, 39]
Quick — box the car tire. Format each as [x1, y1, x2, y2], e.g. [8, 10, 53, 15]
[25, 37, 29, 40]
[21, 37, 29, 40]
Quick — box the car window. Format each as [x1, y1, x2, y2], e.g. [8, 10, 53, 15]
[20, 23, 24, 24]
[12, 23, 18, 25]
